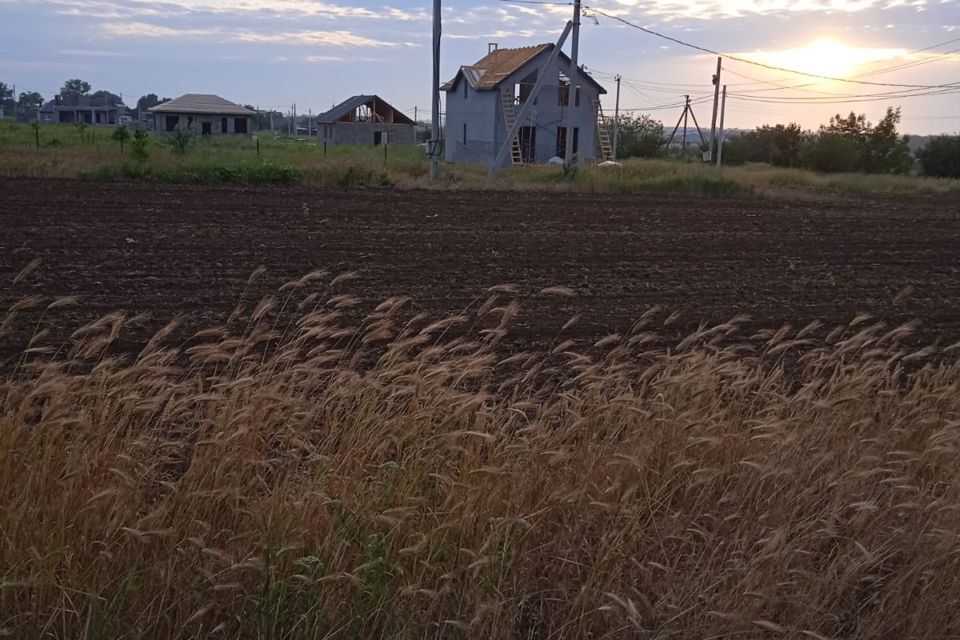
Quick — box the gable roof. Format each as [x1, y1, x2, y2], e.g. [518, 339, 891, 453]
[149, 94, 254, 116]
[316, 95, 415, 125]
[442, 44, 606, 94]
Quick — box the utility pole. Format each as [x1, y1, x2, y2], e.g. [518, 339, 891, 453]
[666, 96, 706, 158]
[681, 94, 689, 159]
[564, 0, 581, 168]
[414, 106, 417, 123]
[430, 0, 441, 180]
[709, 56, 722, 163]
[716, 85, 727, 167]
[612, 74, 621, 160]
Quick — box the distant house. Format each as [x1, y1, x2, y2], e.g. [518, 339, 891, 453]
[148, 94, 254, 136]
[442, 43, 608, 167]
[316, 95, 415, 145]
[39, 94, 126, 126]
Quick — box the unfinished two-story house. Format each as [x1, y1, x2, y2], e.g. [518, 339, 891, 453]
[39, 94, 126, 125]
[443, 43, 608, 168]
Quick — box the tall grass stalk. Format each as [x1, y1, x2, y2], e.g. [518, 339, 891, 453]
[1, 276, 959, 638]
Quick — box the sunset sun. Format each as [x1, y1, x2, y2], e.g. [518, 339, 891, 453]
[743, 38, 905, 79]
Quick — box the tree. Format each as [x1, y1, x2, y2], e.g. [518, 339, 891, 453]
[111, 125, 131, 154]
[60, 79, 91, 97]
[136, 93, 163, 114]
[862, 107, 912, 174]
[817, 107, 911, 174]
[799, 107, 911, 174]
[823, 111, 870, 141]
[90, 90, 121, 106]
[916, 135, 960, 178]
[615, 114, 664, 159]
[0, 82, 14, 113]
[17, 91, 43, 112]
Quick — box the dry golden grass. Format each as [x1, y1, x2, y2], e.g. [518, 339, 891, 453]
[1, 275, 959, 639]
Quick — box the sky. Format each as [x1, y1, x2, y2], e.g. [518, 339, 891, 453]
[1, 0, 959, 134]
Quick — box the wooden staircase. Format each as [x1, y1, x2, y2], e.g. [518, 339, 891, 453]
[500, 91, 524, 166]
[596, 100, 614, 161]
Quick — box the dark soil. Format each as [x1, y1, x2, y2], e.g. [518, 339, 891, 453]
[2, 177, 960, 364]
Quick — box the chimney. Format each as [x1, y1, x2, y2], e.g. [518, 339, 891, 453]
[488, 42, 499, 54]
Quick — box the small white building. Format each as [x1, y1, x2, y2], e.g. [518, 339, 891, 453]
[149, 94, 254, 136]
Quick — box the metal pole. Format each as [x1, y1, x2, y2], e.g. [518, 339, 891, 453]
[430, 0, 441, 181]
[716, 85, 727, 167]
[564, 0, 581, 168]
[681, 95, 689, 160]
[665, 107, 685, 148]
[709, 56, 721, 163]
[490, 21, 573, 178]
[612, 74, 621, 160]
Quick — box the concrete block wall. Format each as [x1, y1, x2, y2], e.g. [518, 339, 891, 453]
[319, 123, 416, 146]
[153, 113, 252, 136]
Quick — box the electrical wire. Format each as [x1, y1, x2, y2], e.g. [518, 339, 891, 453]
[583, 5, 960, 89]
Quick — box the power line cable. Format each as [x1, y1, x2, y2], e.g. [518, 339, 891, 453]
[583, 5, 960, 89]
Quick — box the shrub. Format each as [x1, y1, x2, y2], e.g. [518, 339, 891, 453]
[615, 114, 665, 159]
[916, 135, 960, 178]
[721, 124, 804, 167]
[636, 174, 750, 196]
[799, 133, 862, 173]
[334, 166, 394, 188]
[110, 125, 131, 154]
[74, 121, 89, 144]
[170, 127, 192, 154]
[130, 129, 150, 161]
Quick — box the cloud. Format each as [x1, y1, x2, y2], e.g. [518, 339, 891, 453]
[101, 21, 212, 37]
[1, 0, 429, 21]
[58, 47, 136, 56]
[234, 30, 400, 47]
[732, 38, 907, 77]
[447, 29, 537, 41]
[101, 21, 402, 47]
[597, 0, 885, 20]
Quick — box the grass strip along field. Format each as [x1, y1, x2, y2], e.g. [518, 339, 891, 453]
[2, 120, 960, 195]
[1, 274, 959, 638]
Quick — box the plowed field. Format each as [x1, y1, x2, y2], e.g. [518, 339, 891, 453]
[2, 177, 959, 361]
